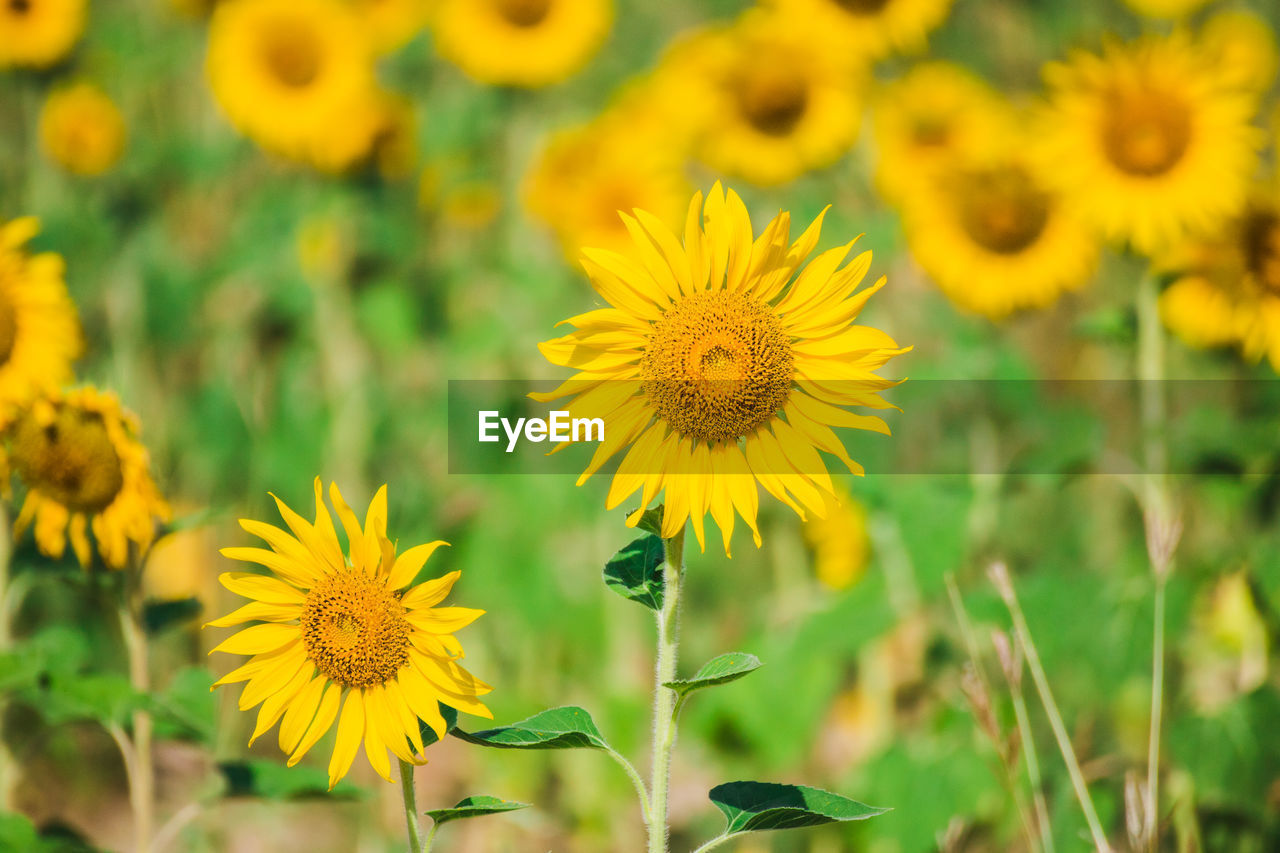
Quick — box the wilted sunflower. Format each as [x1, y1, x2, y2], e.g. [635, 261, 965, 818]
[1037, 34, 1261, 255]
[871, 62, 1013, 206]
[1198, 11, 1278, 96]
[533, 184, 908, 554]
[432, 0, 612, 88]
[672, 15, 865, 187]
[209, 480, 492, 788]
[902, 136, 1099, 320]
[0, 0, 85, 69]
[768, 0, 953, 60]
[0, 219, 81, 412]
[39, 84, 128, 177]
[10, 387, 169, 569]
[206, 0, 381, 169]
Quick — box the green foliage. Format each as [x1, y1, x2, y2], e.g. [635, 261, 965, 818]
[419, 703, 460, 748]
[142, 597, 202, 634]
[149, 666, 218, 743]
[217, 759, 360, 799]
[453, 706, 611, 750]
[708, 781, 888, 834]
[664, 653, 761, 700]
[424, 796, 530, 825]
[603, 534, 666, 611]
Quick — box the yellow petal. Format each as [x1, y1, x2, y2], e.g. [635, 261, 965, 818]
[388, 541, 449, 590]
[210, 623, 300, 657]
[406, 606, 484, 633]
[401, 570, 461, 610]
[203, 600, 301, 628]
[279, 674, 326, 755]
[249, 663, 315, 746]
[328, 688, 366, 789]
[361, 688, 393, 783]
[328, 482, 364, 555]
[289, 682, 342, 766]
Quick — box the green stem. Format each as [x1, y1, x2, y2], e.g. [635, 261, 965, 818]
[398, 759, 424, 853]
[647, 526, 686, 853]
[118, 564, 154, 853]
[605, 746, 653, 828]
[0, 502, 14, 811]
[689, 833, 735, 853]
[422, 822, 439, 853]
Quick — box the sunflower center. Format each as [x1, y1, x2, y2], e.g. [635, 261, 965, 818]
[1102, 89, 1192, 177]
[301, 568, 410, 688]
[737, 68, 809, 137]
[1242, 209, 1280, 295]
[0, 289, 16, 364]
[10, 406, 125, 513]
[952, 165, 1051, 255]
[261, 21, 323, 88]
[7, 0, 31, 15]
[912, 117, 951, 147]
[641, 291, 794, 443]
[493, 0, 551, 27]
[834, 0, 893, 14]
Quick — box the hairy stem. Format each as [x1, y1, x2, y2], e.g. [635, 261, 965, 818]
[647, 526, 686, 853]
[398, 759, 424, 853]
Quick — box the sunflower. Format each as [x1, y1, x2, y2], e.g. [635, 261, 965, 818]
[1198, 11, 1278, 95]
[206, 0, 381, 169]
[38, 84, 128, 177]
[0, 0, 85, 69]
[0, 219, 80, 415]
[1157, 192, 1280, 370]
[533, 184, 909, 555]
[348, 0, 429, 54]
[767, 0, 953, 60]
[1122, 0, 1209, 20]
[1036, 34, 1261, 255]
[208, 479, 492, 788]
[902, 134, 1099, 320]
[803, 488, 869, 591]
[672, 14, 865, 187]
[10, 387, 169, 570]
[870, 62, 1013, 206]
[431, 0, 612, 88]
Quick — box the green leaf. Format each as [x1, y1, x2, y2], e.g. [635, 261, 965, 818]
[218, 759, 360, 799]
[452, 706, 610, 750]
[40, 673, 143, 726]
[664, 653, 762, 700]
[419, 702, 459, 748]
[603, 534, 666, 611]
[143, 597, 202, 634]
[424, 796, 530, 825]
[0, 813, 40, 850]
[632, 506, 664, 537]
[709, 782, 889, 833]
[150, 666, 218, 742]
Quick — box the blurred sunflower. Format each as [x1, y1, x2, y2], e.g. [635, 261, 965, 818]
[0, 219, 80, 413]
[903, 138, 1099, 320]
[674, 15, 865, 187]
[432, 0, 612, 88]
[1157, 192, 1280, 370]
[38, 84, 128, 177]
[206, 0, 381, 169]
[533, 184, 908, 554]
[871, 62, 1012, 206]
[348, 0, 429, 54]
[10, 387, 169, 569]
[768, 0, 953, 59]
[0, 0, 85, 68]
[1037, 34, 1261, 255]
[209, 480, 492, 788]
[803, 488, 869, 591]
[1123, 0, 1209, 20]
[1198, 11, 1278, 95]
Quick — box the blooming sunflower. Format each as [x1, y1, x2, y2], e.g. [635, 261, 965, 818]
[871, 62, 1013, 206]
[533, 184, 909, 554]
[206, 0, 381, 169]
[901, 135, 1099, 320]
[10, 387, 169, 569]
[1198, 11, 1278, 96]
[0, 219, 81, 413]
[431, 0, 612, 88]
[767, 0, 953, 60]
[1036, 34, 1261, 255]
[672, 14, 865, 187]
[209, 480, 492, 788]
[39, 84, 128, 177]
[0, 0, 85, 69]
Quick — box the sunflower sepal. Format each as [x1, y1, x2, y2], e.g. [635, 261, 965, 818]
[602, 533, 665, 611]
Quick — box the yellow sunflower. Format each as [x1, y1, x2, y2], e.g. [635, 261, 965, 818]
[0, 219, 81, 413]
[1157, 191, 1280, 370]
[1198, 11, 1278, 96]
[348, 0, 429, 54]
[533, 184, 909, 555]
[206, 0, 381, 169]
[39, 84, 128, 177]
[208, 479, 492, 788]
[1036, 34, 1261, 255]
[803, 488, 869, 591]
[902, 134, 1099, 320]
[1123, 0, 1209, 20]
[671, 14, 865, 187]
[10, 387, 169, 570]
[431, 0, 612, 88]
[767, 0, 954, 60]
[870, 61, 1013, 206]
[0, 0, 85, 69]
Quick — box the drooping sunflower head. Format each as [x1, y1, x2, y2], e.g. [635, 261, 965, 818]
[1036, 34, 1262, 255]
[209, 479, 492, 788]
[0, 0, 85, 69]
[0, 218, 81, 413]
[766, 0, 954, 59]
[9, 386, 169, 570]
[206, 0, 381, 168]
[431, 0, 613, 87]
[534, 184, 909, 555]
[39, 83, 128, 177]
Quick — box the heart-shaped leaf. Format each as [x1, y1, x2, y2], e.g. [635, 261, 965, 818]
[710, 781, 889, 833]
[603, 534, 666, 611]
[425, 796, 530, 825]
[452, 706, 610, 750]
[664, 653, 762, 700]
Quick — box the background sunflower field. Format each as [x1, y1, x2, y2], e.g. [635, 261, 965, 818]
[2, 0, 1280, 851]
